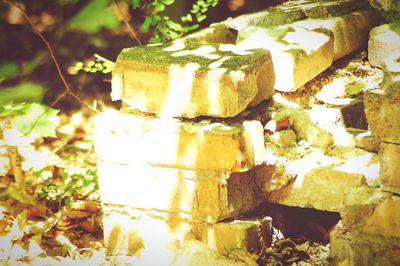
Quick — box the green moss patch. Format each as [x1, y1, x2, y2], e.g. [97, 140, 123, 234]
[117, 43, 268, 72]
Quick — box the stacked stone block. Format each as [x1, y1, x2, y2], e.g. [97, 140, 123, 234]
[93, 0, 384, 264]
[93, 111, 272, 261]
[328, 23, 400, 265]
[366, 23, 400, 194]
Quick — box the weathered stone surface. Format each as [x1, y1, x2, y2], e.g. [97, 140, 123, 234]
[222, 0, 368, 31]
[193, 217, 272, 254]
[364, 88, 400, 144]
[171, 240, 255, 266]
[101, 204, 269, 262]
[330, 221, 400, 266]
[237, 25, 334, 92]
[93, 111, 265, 172]
[379, 142, 400, 193]
[266, 148, 380, 212]
[368, 23, 400, 68]
[362, 195, 400, 237]
[180, 24, 237, 44]
[97, 160, 268, 223]
[102, 206, 193, 261]
[348, 129, 379, 152]
[292, 8, 380, 60]
[369, 0, 400, 12]
[112, 43, 274, 118]
[369, 0, 400, 22]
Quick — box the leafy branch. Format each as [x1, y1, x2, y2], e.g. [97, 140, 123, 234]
[135, 0, 219, 43]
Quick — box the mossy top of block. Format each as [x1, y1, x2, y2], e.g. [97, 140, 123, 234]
[116, 42, 269, 72]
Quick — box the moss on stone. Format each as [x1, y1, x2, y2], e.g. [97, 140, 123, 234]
[117, 43, 268, 72]
[389, 23, 400, 35]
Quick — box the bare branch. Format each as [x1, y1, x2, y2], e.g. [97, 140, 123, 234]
[1, 0, 99, 114]
[113, 0, 142, 46]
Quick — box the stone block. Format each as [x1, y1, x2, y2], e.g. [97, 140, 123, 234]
[97, 160, 268, 223]
[330, 221, 400, 266]
[368, 23, 400, 68]
[222, 0, 368, 31]
[292, 8, 380, 60]
[93, 111, 265, 172]
[101, 205, 193, 261]
[193, 217, 272, 254]
[362, 195, 400, 237]
[369, 0, 400, 22]
[364, 88, 400, 144]
[171, 240, 254, 266]
[237, 24, 334, 92]
[266, 148, 380, 212]
[112, 42, 274, 118]
[101, 204, 271, 260]
[379, 142, 400, 194]
[334, 192, 400, 238]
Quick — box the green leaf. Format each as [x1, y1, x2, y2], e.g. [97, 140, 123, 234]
[196, 14, 207, 22]
[181, 14, 192, 23]
[166, 20, 183, 31]
[183, 24, 199, 32]
[0, 63, 19, 81]
[68, 0, 120, 33]
[131, 0, 141, 9]
[161, 0, 174, 5]
[155, 3, 165, 11]
[13, 103, 59, 138]
[0, 103, 29, 117]
[143, 16, 154, 30]
[64, 196, 71, 207]
[0, 82, 47, 106]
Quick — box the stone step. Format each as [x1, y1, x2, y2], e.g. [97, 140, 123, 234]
[236, 24, 334, 92]
[101, 204, 272, 259]
[97, 160, 270, 223]
[93, 111, 265, 171]
[112, 43, 274, 118]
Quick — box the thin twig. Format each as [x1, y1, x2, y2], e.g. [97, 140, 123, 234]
[94, 53, 115, 66]
[113, 0, 142, 45]
[2, 0, 99, 114]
